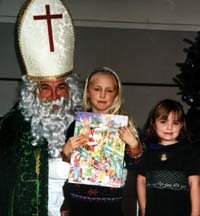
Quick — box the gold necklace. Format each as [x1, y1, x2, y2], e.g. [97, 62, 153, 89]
[160, 152, 167, 161]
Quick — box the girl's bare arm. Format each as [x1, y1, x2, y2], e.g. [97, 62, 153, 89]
[189, 175, 200, 216]
[137, 174, 146, 216]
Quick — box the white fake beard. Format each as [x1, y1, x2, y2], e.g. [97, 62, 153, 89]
[19, 74, 83, 158]
[27, 96, 73, 158]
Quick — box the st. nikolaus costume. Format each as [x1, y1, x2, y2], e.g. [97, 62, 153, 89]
[0, 0, 82, 215]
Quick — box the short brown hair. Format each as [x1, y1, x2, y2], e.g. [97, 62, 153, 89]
[143, 99, 189, 143]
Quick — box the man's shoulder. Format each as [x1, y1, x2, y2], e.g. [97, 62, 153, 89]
[0, 104, 25, 127]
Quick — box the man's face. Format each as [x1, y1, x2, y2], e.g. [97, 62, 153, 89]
[38, 79, 68, 101]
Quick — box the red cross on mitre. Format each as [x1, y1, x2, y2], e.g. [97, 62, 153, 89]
[33, 4, 63, 52]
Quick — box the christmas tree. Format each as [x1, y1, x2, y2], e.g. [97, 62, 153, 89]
[174, 31, 200, 143]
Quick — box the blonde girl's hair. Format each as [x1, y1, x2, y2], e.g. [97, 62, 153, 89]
[82, 66, 122, 114]
[82, 66, 139, 137]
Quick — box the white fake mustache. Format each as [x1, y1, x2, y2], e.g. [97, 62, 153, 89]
[40, 97, 65, 112]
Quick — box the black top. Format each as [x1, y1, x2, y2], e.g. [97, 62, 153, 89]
[138, 141, 200, 216]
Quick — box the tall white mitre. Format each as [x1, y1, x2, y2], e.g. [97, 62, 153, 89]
[18, 0, 75, 81]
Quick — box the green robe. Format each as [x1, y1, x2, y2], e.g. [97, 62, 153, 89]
[0, 105, 48, 216]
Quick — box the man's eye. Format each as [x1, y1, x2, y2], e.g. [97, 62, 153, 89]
[160, 120, 166, 123]
[94, 88, 100, 91]
[58, 85, 66, 90]
[40, 86, 50, 91]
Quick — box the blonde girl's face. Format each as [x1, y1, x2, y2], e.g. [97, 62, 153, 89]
[155, 112, 183, 145]
[87, 73, 118, 114]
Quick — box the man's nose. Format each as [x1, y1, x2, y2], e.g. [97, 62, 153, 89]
[51, 90, 59, 100]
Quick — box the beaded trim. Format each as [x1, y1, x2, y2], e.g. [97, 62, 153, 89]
[70, 193, 122, 203]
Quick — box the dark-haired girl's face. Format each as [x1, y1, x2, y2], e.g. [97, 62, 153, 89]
[155, 112, 183, 145]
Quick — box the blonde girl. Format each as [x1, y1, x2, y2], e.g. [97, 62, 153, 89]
[61, 66, 142, 216]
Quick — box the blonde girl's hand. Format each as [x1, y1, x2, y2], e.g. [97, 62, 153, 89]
[118, 126, 142, 157]
[118, 126, 138, 148]
[62, 134, 88, 158]
[60, 209, 70, 216]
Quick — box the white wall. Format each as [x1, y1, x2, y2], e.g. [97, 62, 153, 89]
[68, 0, 200, 31]
[0, 1, 197, 127]
[74, 27, 194, 127]
[1, 0, 200, 31]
